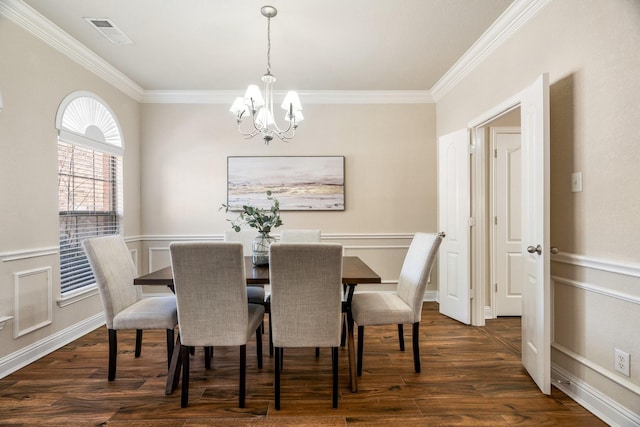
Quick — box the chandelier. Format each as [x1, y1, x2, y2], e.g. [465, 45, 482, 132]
[229, 5, 303, 144]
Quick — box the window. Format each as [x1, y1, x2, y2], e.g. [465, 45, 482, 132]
[56, 92, 123, 294]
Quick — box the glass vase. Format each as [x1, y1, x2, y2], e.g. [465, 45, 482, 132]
[252, 233, 276, 266]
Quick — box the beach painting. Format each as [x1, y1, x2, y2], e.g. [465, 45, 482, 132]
[227, 156, 345, 211]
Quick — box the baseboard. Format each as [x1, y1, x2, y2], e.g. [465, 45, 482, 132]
[552, 364, 640, 427]
[0, 312, 105, 379]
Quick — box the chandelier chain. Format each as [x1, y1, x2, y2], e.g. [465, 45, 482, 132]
[266, 17, 272, 75]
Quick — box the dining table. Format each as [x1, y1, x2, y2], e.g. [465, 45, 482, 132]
[133, 255, 381, 394]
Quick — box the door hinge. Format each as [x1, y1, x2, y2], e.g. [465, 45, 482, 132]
[494, 148, 498, 158]
[468, 144, 477, 154]
[495, 283, 498, 293]
[467, 217, 476, 227]
[494, 216, 498, 225]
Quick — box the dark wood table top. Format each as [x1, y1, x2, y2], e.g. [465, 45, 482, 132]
[134, 256, 381, 286]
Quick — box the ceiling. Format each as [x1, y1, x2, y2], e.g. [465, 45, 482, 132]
[18, 0, 514, 94]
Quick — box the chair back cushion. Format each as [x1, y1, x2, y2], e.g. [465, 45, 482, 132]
[83, 235, 141, 329]
[279, 229, 321, 243]
[224, 230, 259, 256]
[269, 243, 343, 347]
[396, 233, 443, 322]
[169, 242, 249, 347]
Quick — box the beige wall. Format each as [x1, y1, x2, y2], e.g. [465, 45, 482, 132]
[2, 0, 638, 422]
[138, 102, 438, 290]
[436, 0, 640, 419]
[0, 19, 141, 360]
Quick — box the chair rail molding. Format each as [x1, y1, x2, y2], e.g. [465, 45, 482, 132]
[1, 246, 59, 262]
[552, 252, 640, 278]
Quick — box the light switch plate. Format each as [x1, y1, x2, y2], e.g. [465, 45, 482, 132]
[571, 172, 583, 192]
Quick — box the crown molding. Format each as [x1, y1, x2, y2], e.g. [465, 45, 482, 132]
[3, 0, 550, 105]
[141, 90, 434, 104]
[0, 0, 144, 101]
[430, 0, 552, 101]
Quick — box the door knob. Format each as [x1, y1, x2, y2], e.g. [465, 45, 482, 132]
[550, 247, 559, 254]
[527, 245, 542, 255]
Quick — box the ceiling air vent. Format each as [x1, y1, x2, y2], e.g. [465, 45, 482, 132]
[84, 17, 133, 44]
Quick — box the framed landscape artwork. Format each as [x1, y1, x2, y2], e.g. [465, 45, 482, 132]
[227, 156, 345, 211]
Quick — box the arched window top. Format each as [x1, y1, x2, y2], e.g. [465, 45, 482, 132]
[55, 91, 123, 154]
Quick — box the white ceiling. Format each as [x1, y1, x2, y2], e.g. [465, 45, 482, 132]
[18, 0, 514, 94]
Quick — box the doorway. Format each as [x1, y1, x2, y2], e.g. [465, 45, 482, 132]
[488, 121, 522, 318]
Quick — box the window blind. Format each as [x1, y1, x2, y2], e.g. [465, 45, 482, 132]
[58, 141, 122, 294]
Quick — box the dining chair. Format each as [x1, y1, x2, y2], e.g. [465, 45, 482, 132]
[169, 241, 264, 408]
[224, 230, 266, 305]
[350, 232, 443, 376]
[82, 235, 178, 381]
[275, 229, 323, 356]
[269, 242, 343, 409]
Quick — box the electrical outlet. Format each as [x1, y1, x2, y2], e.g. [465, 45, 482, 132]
[615, 348, 630, 377]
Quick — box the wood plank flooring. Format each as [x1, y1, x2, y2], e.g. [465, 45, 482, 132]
[0, 302, 606, 426]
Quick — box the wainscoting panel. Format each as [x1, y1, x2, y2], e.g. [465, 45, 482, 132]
[550, 253, 640, 424]
[13, 267, 52, 338]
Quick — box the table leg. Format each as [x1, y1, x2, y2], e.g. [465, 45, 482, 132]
[165, 333, 182, 395]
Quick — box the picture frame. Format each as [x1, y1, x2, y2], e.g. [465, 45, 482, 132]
[227, 156, 345, 211]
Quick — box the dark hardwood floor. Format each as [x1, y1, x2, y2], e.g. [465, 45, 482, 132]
[0, 302, 606, 426]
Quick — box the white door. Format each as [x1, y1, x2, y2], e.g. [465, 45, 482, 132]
[520, 74, 551, 395]
[437, 129, 470, 325]
[492, 127, 523, 316]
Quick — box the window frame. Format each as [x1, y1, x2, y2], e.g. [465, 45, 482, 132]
[55, 92, 124, 298]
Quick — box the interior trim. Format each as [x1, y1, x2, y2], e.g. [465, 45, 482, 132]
[552, 275, 640, 306]
[141, 90, 434, 104]
[0, 0, 144, 101]
[552, 364, 640, 427]
[552, 252, 640, 278]
[0, 312, 104, 379]
[1, 0, 548, 105]
[1, 246, 59, 262]
[552, 343, 640, 398]
[431, 0, 552, 101]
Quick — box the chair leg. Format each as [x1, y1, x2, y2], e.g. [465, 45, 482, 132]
[204, 346, 212, 370]
[166, 329, 174, 369]
[332, 346, 339, 409]
[135, 329, 142, 357]
[108, 329, 117, 381]
[180, 345, 190, 408]
[357, 325, 364, 377]
[274, 347, 281, 410]
[412, 322, 421, 373]
[256, 326, 263, 369]
[315, 347, 320, 358]
[239, 344, 246, 408]
[269, 311, 274, 357]
[398, 324, 405, 351]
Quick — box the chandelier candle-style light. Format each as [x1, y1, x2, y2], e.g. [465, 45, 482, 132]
[229, 5, 303, 144]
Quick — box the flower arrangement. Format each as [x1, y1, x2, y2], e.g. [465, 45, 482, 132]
[220, 191, 283, 235]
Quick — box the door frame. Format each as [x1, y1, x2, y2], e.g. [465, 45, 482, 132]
[468, 98, 522, 327]
[490, 126, 522, 318]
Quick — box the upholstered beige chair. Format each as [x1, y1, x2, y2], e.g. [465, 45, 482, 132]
[274, 229, 323, 355]
[224, 230, 266, 305]
[269, 242, 343, 409]
[83, 235, 178, 381]
[279, 229, 321, 243]
[351, 232, 443, 375]
[169, 241, 264, 408]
